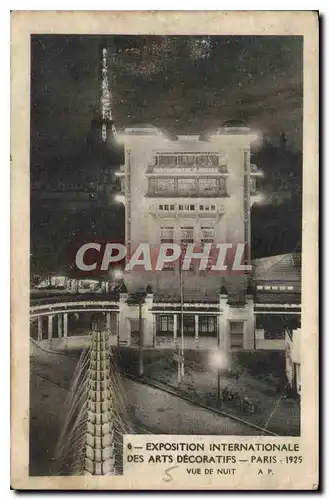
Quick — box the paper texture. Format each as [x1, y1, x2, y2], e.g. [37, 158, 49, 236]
[11, 10, 318, 490]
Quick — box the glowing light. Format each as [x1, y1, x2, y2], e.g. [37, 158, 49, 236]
[207, 348, 231, 373]
[114, 194, 125, 204]
[113, 269, 123, 280]
[251, 193, 266, 206]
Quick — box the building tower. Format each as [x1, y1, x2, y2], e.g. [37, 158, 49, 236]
[117, 122, 262, 302]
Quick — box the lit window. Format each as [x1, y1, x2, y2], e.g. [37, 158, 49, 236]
[257, 285, 263, 290]
[287, 286, 294, 290]
[271, 286, 278, 290]
[264, 286, 271, 290]
[279, 286, 286, 290]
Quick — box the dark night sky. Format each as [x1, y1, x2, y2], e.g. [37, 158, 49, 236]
[30, 35, 303, 169]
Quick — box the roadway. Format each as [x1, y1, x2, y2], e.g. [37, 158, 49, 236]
[29, 341, 262, 475]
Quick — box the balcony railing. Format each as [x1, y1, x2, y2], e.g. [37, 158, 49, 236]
[146, 190, 229, 198]
[146, 165, 229, 175]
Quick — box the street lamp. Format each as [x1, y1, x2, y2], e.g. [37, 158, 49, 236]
[114, 194, 125, 204]
[208, 348, 230, 409]
[177, 254, 184, 384]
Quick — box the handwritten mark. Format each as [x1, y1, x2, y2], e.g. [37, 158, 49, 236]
[162, 465, 179, 482]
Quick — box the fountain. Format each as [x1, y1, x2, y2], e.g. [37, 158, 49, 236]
[54, 320, 130, 475]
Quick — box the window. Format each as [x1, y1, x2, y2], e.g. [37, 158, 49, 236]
[177, 178, 197, 194]
[170, 204, 175, 211]
[155, 178, 175, 194]
[230, 321, 244, 348]
[199, 178, 217, 194]
[181, 227, 194, 242]
[201, 226, 214, 241]
[196, 155, 219, 167]
[158, 315, 174, 332]
[178, 204, 194, 211]
[211, 205, 216, 211]
[199, 204, 204, 210]
[287, 286, 294, 291]
[178, 315, 195, 336]
[179, 155, 196, 167]
[160, 227, 174, 240]
[158, 155, 177, 166]
[257, 285, 263, 290]
[199, 315, 217, 337]
[218, 177, 227, 195]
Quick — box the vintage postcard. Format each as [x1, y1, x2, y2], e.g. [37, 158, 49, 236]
[11, 11, 319, 490]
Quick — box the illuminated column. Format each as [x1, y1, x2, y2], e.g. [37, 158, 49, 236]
[63, 313, 68, 347]
[48, 315, 53, 344]
[58, 314, 63, 338]
[173, 314, 178, 345]
[195, 315, 199, 348]
[37, 316, 43, 341]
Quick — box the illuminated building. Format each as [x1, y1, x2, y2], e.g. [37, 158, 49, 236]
[115, 122, 271, 349]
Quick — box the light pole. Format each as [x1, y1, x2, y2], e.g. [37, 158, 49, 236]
[180, 260, 184, 379]
[217, 319, 221, 408]
[138, 298, 144, 377]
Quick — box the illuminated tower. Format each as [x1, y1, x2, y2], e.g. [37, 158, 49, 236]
[84, 327, 116, 475]
[99, 45, 117, 142]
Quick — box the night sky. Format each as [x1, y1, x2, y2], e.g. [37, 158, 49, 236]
[30, 35, 303, 170]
